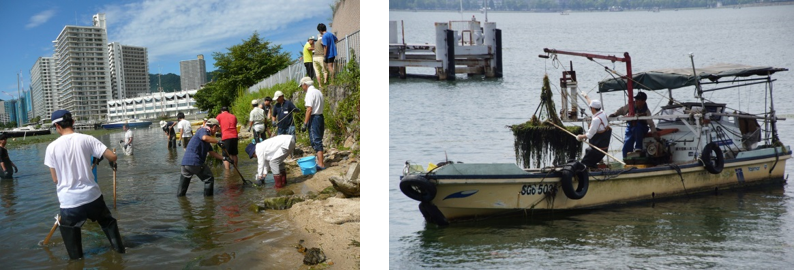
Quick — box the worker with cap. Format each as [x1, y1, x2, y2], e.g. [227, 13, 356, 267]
[245, 135, 296, 188]
[44, 109, 124, 259]
[175, 112, 193, 150]
[248, 99, 266, 143]
[303, 36, 317, 80]
[608, 91, 658, 157]
[272, 90, 299, 135]
[179, 118, 228, 197]
[300, 77, 326, 170]
[576, 99, 612, 169]
[160, 120, 177, 149]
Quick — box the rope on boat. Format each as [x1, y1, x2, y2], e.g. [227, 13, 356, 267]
[667, 164, 688, 196]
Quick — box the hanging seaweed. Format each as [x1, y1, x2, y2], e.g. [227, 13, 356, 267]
[510, 75, 584, 168]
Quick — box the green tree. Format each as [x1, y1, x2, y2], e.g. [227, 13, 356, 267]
[193, 32, 292, 116]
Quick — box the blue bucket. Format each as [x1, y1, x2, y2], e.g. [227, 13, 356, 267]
[297, 156, 317, 175]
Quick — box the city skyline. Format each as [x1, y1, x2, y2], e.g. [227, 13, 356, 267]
[0, 0, 336, 101]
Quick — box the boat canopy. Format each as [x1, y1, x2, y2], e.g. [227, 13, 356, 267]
[598, 64, 788, 93]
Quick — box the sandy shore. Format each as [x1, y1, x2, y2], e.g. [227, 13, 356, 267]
[267, 151, 361, 268]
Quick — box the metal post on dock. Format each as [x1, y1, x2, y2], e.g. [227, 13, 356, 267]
[445, 29, 456, 81]
[483, 22, 498, 78]
[494, 28, 502, 78]
[435, 23, 450, 80]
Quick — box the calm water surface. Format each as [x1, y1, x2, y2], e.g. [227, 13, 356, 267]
[390, 6, 794, 269]
[0, 128, 302, 268]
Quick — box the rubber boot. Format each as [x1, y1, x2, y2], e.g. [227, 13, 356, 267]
[273, 174, 284, 189]
[59, 225, 83, 260]
[177, 175, 190, 197]
[280, 172, 288, 187]
[203, 178, 214, 197]
[101, 220, 126, 254]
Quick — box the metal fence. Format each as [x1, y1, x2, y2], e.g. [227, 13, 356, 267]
[249, 30, 360, 93]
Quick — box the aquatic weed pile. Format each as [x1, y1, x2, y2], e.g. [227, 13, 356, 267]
[510, 75, 583, 168]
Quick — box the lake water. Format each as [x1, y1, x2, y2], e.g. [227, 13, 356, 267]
[0, 128, 304, 268]
[390, 6, 794, 269]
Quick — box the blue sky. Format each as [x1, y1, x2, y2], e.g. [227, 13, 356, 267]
[0, 0, 335, 100]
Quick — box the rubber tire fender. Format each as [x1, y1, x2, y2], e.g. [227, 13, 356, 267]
[400, 175, 437, 202]
[701, 142, 725, 174]
[560, 162, 589, 200]
[419, 201, 449, 226]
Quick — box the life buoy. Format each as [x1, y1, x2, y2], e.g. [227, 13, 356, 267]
[560, 161, 589, 200]
[419, 201, 449, 226]
[701, 142, 724, 174]
[400, 175, 437, 202]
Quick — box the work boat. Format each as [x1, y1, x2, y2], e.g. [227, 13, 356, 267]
[400, 49, 791, 226]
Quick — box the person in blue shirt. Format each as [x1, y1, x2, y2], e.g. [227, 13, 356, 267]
[317, 23, 338, 81]
[271, 90, 299, 135]
[179, 118, 228, 197]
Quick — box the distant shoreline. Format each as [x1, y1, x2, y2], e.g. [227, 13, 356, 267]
[389, 1, 794, 13]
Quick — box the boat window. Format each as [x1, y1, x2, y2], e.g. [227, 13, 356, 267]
[660, 107, 684, 123]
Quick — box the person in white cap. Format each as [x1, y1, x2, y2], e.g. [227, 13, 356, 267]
[576, 99, 612, 169]
[300, 77, 326, 170]
[248, 99, 266, 143]
[303, 36, 317, 80]
[271, 90, 299, 135]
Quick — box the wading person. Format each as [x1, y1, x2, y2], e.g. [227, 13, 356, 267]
[609, 92, 658, 157]
[272, 90, 299, 135]
[245, 135, 296, 188]
[176, 112, 193, 150]
[44, 110, 124, 260]
[0, 134, 18, 179]
[576, 100, 612, 169]
[179, 118, 227, 197]
[216, 106, 239, 170]
[248, 99, 266, 143]
[300, 77, 326, 170]
[160, 120, 177, 149]
[120, 124, 133, 155]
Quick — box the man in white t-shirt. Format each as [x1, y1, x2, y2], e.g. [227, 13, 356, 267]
[176, 112, 193, 150]
[44, 109, 124, 260]
[245, 135, 296, 187]
[300, 77, 325, 170]
[248, 99, 266, 143]
[119, 124, 133, 155]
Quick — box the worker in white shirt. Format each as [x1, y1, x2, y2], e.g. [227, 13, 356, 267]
[576, 99, 612, 169]
[245, 135, 296, 188]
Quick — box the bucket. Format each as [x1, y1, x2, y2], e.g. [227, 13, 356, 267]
[297, 156, 317, 175]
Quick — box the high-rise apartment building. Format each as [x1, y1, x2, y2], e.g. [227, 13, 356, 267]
[179, 54, 207, 90]
[109, 42, 150, 99]
[53, 13, 112, 120]
[30, 56, 58, 120]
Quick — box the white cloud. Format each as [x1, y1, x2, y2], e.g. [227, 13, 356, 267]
[26, 9, 57, 29]
[102, 0, 332, 63]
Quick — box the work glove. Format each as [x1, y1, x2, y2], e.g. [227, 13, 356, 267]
[301, 123, 308, 132]
[218, 141, 225, 148]
[109, 161, 118, 171]
[223, 156, 232, 163]
[248, 127, 252, 132]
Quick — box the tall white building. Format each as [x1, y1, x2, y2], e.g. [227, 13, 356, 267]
[53, 13, 112, 121]
[30, 56, 58, 120]
[108, 42, 150, 100]
[179, 54, 207, 90]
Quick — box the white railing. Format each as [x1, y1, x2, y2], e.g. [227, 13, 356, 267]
[249, 30, 360, 93]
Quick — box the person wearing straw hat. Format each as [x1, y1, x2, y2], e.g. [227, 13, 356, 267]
[44, 110, 124, 260]
[248, 99, 266, 143]
[576, 100, 612, 169]
[245, 135, 296, 187]
[303, 36, 317, 80]
[300, 77, 326, 170]
[272, 90, 299, 135]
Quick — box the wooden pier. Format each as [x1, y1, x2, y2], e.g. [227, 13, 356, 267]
[389, 20, 502, 80]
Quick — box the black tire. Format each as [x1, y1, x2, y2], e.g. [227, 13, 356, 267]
[419, 202, 449, 226]
[560, 162, 589, 200]
[701, 142, 724, 174]
[400, 175, 437, 202]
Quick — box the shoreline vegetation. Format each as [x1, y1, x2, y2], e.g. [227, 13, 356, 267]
[4, 129, 118, 149]
[388, 0, 794, 13]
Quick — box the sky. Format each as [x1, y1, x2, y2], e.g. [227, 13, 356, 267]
[0, 0, 336, 100]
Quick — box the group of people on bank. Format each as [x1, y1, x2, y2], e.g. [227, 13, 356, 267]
[302, 23, 339, 88]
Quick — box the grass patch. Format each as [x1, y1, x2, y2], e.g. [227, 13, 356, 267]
[5, 129, 119, 149]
